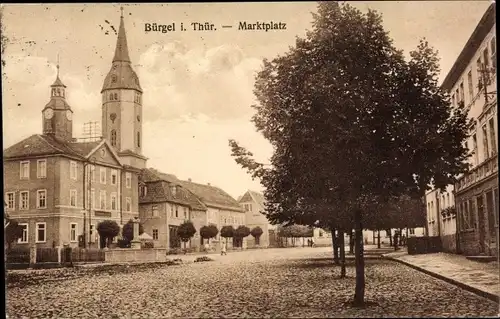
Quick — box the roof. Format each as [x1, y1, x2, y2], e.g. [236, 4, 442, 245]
[3, 134, 101, 160]
[44, 97, 72, 111]
[177, 180, 242, 212]
[141, 168, 242, 212]
[101, 15, 142, 93]
[139, 169, 206, 211]
[441, 3, 496, 91]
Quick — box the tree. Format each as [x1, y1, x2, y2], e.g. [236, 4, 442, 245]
[97, 220, 120, 248]
[200, 224, 218, 244]
[234, 225, 251, 247]
[229, 2, 469, 306]
[177, 220, 197, 252]
[250, 226, 264, 245]
[122, 219, 145, 244]
[220, 226, 235, 245]
[5, 217, 24, 251]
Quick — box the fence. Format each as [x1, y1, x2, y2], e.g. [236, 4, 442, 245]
[407, 236, 442, 255]
[71, 248, 105, 262]
[36, 248, 59, 262]
[6, 246, 30, 263]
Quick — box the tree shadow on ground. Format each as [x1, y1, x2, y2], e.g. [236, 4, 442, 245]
[288, 257, 391, 270]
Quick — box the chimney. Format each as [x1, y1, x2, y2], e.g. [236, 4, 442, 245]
[207, 182, 211, 186]
[188, 178, 192, 182]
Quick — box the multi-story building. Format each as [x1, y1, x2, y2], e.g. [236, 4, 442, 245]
[139, 168, 245, 250]
[425, 185, 457, 252]
[442, 3, 497, 256]
[138, 168, 207, 249]
[238, 190, 276, 247]
[3, 12, 143, 248]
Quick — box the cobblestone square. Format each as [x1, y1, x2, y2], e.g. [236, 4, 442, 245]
[6, 248, 499, 318]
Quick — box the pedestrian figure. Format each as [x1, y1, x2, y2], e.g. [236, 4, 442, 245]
[204, 243, 210, 253]
[393, 231, 399, 251]
[221, 242, 227, 255]
[311, 238, 315, 248]
[307, 239, 311, 247]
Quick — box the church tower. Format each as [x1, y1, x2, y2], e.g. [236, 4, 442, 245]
[42, 60, 73, 142]
[101, 9, 147, 169]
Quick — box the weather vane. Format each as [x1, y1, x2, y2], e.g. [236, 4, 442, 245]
[120, 6, 124, 17]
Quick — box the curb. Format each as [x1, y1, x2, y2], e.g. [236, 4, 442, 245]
[383, 255, 499, 303]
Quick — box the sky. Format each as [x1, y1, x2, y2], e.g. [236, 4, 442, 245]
[1, 2, 492, 199]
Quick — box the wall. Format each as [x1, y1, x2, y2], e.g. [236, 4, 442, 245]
[104, 248, 168, 263]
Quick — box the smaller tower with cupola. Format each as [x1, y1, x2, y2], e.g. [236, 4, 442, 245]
[42, 58, 73, 142]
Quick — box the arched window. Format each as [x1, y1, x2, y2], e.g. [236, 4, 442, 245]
[56, 89, 61, 96]
[109, 93, 113, 101]
[114, 93, 118, 100]
[137, 131, 141, 148]
[52, 88, 56, 96]
[110, 130, 117, 146]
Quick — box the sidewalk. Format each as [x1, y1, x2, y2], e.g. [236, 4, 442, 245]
[383, 250, 499, 302]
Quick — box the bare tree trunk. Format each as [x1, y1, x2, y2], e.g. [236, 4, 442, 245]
[339, 229, 346, 278]
[349, 231, 354, 254]
[372, 231, 375, 245]
[331, 227, 339, 264]
[387, 229, 392, 246]
[353, 209, 365, 306]
[377, 230, 381, 249]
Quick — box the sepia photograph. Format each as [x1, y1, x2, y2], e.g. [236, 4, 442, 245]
[2, 2, 499, 318]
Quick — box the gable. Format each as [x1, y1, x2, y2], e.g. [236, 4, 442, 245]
[239, 191, 253, 203]
[88, 142, 121, 167]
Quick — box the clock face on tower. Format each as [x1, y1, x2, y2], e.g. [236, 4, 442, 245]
[66, 110, 72, 121]
[44, 108, 54, 119]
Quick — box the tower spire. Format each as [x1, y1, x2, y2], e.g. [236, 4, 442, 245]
[56, 53, 60, 78]
[51, 54, 66, 88]
[113, 8, 131, 63]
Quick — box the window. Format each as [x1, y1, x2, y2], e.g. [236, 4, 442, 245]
[137, 132, 141, 148]
[111, 193, 117, 210]
[491, 36, 497, 68]
[111, 130, 117, 146]
[20, 191, 29, 210]
[111, 170, 118, 185]
[70, 223, 77, 242]
[455, 88, 460, 103]
[467, 70, 473, 100]
[36, 223, 46, 243]
[477, 57, 483, 89]
[114, 93, 118, 100]
[20, 161, 30, 179]
[170, 205, 174, 217]
[100, 167, 106, 184]
[37, 190, 47, 209]
[451, 94, 456, 107]
[37, 159, 47, 178]
[70, 161, 77, 180]
[459, 82, 464, 103]
[153, 205, 159, 217]
[109, 93, 114, 101]
[91, 189, 96, 209]
[125, 172, 131, 188]
[70, 190, 77, 207]
[90, 165, 96, 182]
[482, 125, 490, 159]
[483, 47, 490, 67]
[489, 118, 496, 155]
[5, 192, 15, 210]
[469, 199, 476, 229]
[183, 207, 188, 219]
[472, 134, 478, 165]
[126, 197, 131, 212]
[100, 191, 106, 210]
[18, 223, 28, 243]
[175, 205, 178, 218]
[153, 229, 159, 240]
[139, 185, 147, 197]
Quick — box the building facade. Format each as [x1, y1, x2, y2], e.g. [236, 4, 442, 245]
[442, 4, 497, 256]
[425, 185, 457, 252]
[238, 190, 276, 247]
[3, 12, 143, 248]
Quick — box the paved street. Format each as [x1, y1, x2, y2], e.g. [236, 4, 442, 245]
[6, 247, 499, 318]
